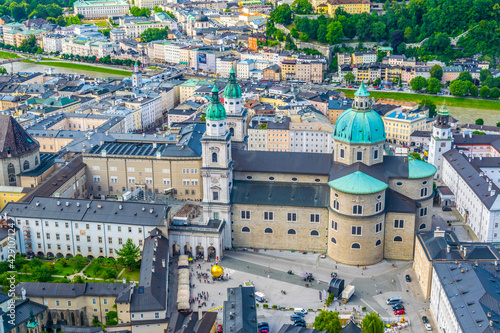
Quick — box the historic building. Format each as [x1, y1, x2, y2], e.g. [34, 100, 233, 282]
[0, 115, 41, 187]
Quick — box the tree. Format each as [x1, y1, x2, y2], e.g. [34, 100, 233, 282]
[430, 65, 443, 81]
[457, 71, 473, 83]
[426, 77, 442, 94]
[374, 78, 381, 86]
[270, 4, 292, 24]
[480, 69, 491, 83]
[326, 21, 344, 45]
[470, 84, 478, 97]
[313, 311, 341, 333]
[496, 122, 500, 127]
[419, 99, 437, 117]
[479, 86, 490, 98]
[106, 311, 119, 326]
[476, 118, 484, 125]
[299, 33, 309, 41]
[449, 80, 467, 96]
[490, 87, 500, 99]
[344, 72, 355, 83]
[391, 30, 404, 52]
[33, 267, 52, 282]
[409, 152, 422, 160]
[140, 27, 169, 42]
[362, 312, 384, 333]
[410, 76, 427, 91]
[291, 0, 313, 14]
[116, 239, 141, 270]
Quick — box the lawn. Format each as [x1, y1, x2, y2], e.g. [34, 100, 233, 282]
[337, 89, 500, 111]
[35, 61, 131, 76]
[51, 262, 85, 276]
[83, 20, 109, 27]
[0, 51, 21, 59]
[120, 269, 141, 282]
[83, 262, 120, 280]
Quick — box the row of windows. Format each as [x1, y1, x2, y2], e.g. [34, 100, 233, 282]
[37, 243, 124, 254]
[241, 227, 320, 236]
[332, 201, 428, 216]
[240, 211, 321, 222]
[330, 238, 401, 247]
[36, 233, 139, 245]
[244, 176, 322, 182]
[339, 149, 379, 160]
[22, 220, 143, 233]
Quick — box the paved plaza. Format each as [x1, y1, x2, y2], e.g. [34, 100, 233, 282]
[182, 250, 432, 332]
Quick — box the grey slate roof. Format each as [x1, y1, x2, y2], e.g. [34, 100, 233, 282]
[0, 115, 39, 158]
[223, 286, 257, 333]
[385, 189, 416, 213]
[2, 197, 166, 226]
[15, 282, 128, 298]
[231, 181, 329, 208]
[232, 150, 333, 175]
[433, 262, 500, 333]
[130, 228, 168, 312]
[442, 149, 499, 209]
[277, 324, 326, 333]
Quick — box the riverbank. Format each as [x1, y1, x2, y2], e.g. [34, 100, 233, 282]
[34, 61, 131, 76]
[0, 51, 21, 59]
[337, 89, 500, 111]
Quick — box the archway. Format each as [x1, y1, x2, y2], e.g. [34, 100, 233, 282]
[60, 312, 64, 321]
[172, 244, 180, 255]
[37, 251, 44, 257]
[196, 246, 204, 259]
[87, 255, 94, 260]
[71, 312, 76, 326]
[80, 311, 85, 326]
[208, 246, 216, 259]
[66, 253, 73, 258]
[56, 253, 64, 259]
[184, 244, 192, 256]
[7, 163, 16, 186]
[46, 252, 54, 259]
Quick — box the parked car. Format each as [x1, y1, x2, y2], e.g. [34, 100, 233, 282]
[294, 319, 306, 325]
[258, 323, 269, 330]
[217, 325, 223, 333]
[405, 275, 411, 282]
[394, 309, 405, 315]
[422, 316, 429, 324]
[442, 206, 452, 211]
[425, 323, 432, 331]
[294, 322, 306, 327]
[294, 308, 308, 315]
[290, 314, 304, 320]
[393, 305, 405, 311]
[392, 302, 403, 309]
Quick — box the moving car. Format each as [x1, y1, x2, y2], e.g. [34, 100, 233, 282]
[442, 206, 452, 211]
[394, 309, 405, 315]
[425, 323, 432, 331]
[217, 325, 222, 333]
[422, 316, 429, 324]
[405, 275, 411, 282]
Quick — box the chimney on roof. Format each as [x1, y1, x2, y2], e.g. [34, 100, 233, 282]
[447, 245, 450, 253]
[434, 226, 445, 238]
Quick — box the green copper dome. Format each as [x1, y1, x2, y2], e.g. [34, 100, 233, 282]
[223, 65, 242, 99]
[333, 84, 385, 144]
[437, 103, 450, 116]
[408, 157, 436, 179]
[206, 83, 226, 121]
[328, 171, 388, 194]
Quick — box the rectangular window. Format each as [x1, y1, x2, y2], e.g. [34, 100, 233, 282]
[75, 222, 79, 229]
[36, 232, 41, 239]
[333, 200, 339, 210]
[264, 212, 274, 221]
[88, 246, 92, 252]
[128, 177, 135, 184]
[118, 238, 123, 245]
[340, 149, 345, 158]
[145, 178, 153, 184]
[241, 211, 251, 220]
[375, 202, 382, 212]
[352, 205, 363, 215]
[68, 301, 72, 306]
[56, 234, 60, 241]
[46, 233, 50, 240]
[128, 227, 132, 233]
[356, 152, 363, 161]
[65, 222, 69, 228]
[127, 167, 135, 172]
[56, 301, 60, 306]
[287, 213, 297, 222]
[93, 299, 96, 304]
[118, 226, 122, 232]
[107, 225, 111, 231]
[163, 179, 170, 185]
[108, 237, 112, 244]
[394, 220, 404, 228]
[351, 226, 362, 235]
[310, 214, 320, 222]
[77, 246, 81, 252]
[374, 149, 379, 159]
[419, 207, 428, 217]
[375, 222, 382, 233]
[86, 224, 90, 230]
[213, 192, 219, 201]
[93, 176, 101, 182]
[331, 220, 338, 231]
[98, 237, 103, 244]
[145, 168, 152, 173]
[87, 236, 91, 242]
[110, 176, 118, 183]
[76, 235, 80, 241]
[420, 188, 428, 197]
[155, 312, 160, 319]
[109, 166, 117, 171]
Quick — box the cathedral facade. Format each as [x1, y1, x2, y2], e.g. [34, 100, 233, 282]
[198, 73, 437, 265]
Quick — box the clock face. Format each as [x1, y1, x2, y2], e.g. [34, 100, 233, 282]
[211, 177, 219, 184]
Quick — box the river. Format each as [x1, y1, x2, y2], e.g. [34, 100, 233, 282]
[0, 61, 128, 78]
[447, 106, 499, 126]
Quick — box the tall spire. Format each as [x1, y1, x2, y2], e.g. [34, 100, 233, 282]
[224, 63, 242, 99]
[206, 81, 226, 121]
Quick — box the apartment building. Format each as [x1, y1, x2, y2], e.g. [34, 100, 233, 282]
[266, 116, 290, 152]
[236, 59, 270, 79]
[281, 59, 296, 80]
[263, 65, 281, 81]
[295, 61, 323, 83]
[62, 37, 117, 57]
[124, 95, 162, 129]
[83, 127, 204, 200]
[122, 21, 168, 39]
[384, 109, 432, 145]
[42, 33, 65, 53]
[216, 57, 239, 78]
[73, 0, 130, 18]
[441, 66, 462, 84]
[4, 29, 47, 47]
[327, 0, 370, 15]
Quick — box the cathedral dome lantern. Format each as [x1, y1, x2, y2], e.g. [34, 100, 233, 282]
[206, 83, 226, 121]
[333, 82, 386, 145]
[224, 65, 242, 100]
[435, 103, 450, 129]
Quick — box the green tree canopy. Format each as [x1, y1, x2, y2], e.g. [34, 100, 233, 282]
[470, 84, 478, 97]
[140, 27, 169, 42]
[361, 312, 384, 333]
[457, 71, 474, 83]
[313, 311, 341, 333]
[291, 0, 313, 14]
[419, 99, 437, 117]
[480, 69, 491, 83]
[116, 239, 141, 270]
[476, 118, 484, 125]
[410, 76, 427, 91]
[450, 80, 467, 96]
[269, 4, 292, 24]
[426, 77, 442, 94]
[490, 87, 500, 99]
[344, 72, 355, 83]
[430, 64, 443, 80]
[479, 85, 490, 98]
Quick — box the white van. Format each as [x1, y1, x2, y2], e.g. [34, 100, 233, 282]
[386, 296, 402, 305]
[294, 308, 308, 315]
[255, 292, 266, 303]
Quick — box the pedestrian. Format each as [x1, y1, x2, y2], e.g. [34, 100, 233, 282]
[219, 291, 221, 295]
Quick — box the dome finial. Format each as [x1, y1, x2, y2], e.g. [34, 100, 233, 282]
[354, 82, 370, 97]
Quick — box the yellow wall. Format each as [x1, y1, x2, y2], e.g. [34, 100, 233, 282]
[0, 189, 27, 210]
[328, 2, 369, 16]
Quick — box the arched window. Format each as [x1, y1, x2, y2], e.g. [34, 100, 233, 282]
[310, 230, 319, 236]
[375, 240, 381, 246]
[264, 228, 273, 234]
[241, 227, 250, 233]
[34, 156, 39, 166]
[394, 236, 403, 242]
[229, 128, 234, 136]
[351, 243, 361, 249]
[419, 224, 426, 230]
[352, 205, 363, 215]
[287, 229, 296, 235]
[212, 152, 218, 163]
[23, 160, 30, 170]
[331, 237, 337, 244]
[7, 163, 16, 186]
